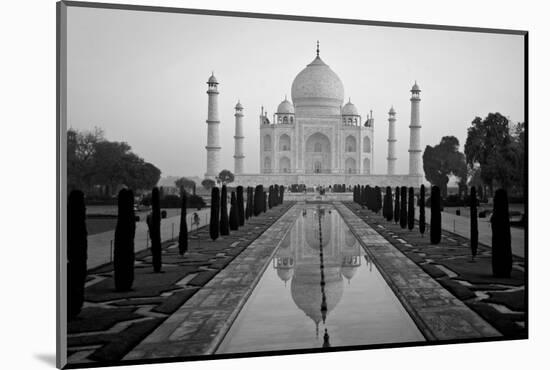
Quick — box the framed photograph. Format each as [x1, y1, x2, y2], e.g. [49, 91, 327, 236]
[57, 1, 527, 368]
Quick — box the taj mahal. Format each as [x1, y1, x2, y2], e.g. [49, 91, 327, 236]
[203, 42, 424, 188]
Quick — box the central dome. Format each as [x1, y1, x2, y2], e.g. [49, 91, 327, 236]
[291, 56, 345, 116]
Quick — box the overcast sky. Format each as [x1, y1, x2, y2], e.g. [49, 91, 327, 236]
[66, 6, 524, 179]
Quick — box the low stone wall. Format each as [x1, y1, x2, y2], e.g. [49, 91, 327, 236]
[233, 173, 423, 188]
[284, 192, 353, 201]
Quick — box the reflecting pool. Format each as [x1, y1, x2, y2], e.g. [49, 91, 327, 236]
[216, 204, 425, 354]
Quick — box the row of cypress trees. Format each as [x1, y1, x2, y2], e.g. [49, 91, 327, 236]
[351, 183, 513, 277]
[209, 184, 285, 241]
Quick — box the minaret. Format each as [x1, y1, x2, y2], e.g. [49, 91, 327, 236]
[205, 73, 221, 180]
[408, 81, 422, 176]
[387, 106, 397, 175]
[233, 100, 245, 174]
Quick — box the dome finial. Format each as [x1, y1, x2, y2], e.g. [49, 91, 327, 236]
[316, 40, 320, 57]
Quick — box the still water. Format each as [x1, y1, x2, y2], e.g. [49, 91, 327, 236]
[216, 204, 425, 354]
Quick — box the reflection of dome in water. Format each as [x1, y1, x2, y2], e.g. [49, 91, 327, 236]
[291, 266, 344, 324]
[304, 213, 331, 250]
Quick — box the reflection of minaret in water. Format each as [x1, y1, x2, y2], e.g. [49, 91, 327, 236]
[317, 206, 330, 347]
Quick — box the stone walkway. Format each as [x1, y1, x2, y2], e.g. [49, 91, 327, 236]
[334, 202, 501, 341]
[87, 208, 211, 269]
[67, 203, 292, 366]
[124, 204, 302, 360]
[418, 207, 525, 258]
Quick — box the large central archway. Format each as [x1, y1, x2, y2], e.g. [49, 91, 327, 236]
[305, 132, 331, 174]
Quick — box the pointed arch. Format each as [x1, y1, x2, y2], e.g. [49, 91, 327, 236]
[363, 136, 371, 153]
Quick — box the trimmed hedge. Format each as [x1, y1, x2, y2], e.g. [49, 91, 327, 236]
[67, 189, 88, 319]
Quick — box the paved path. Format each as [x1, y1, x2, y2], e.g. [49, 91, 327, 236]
[417, 207, 525, 258]
[87, 208, 211, 269]
[335, 202, 501, 341]
[124, 204, 302, 360]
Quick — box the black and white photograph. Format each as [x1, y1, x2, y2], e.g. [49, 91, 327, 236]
[54, 1, 530, 368]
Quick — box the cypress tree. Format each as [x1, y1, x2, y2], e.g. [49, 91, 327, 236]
[178, 189, 188, 256]
[394, 186, 400, 223]
[249, 186, 255, 217]
[268, 185, 273, 209]
[220, 185, 229, 236]
[280, 185, 285, 203]
[229, 191, 239, 231]
[253, 185, 262, 216]
[386, 186, 394, 222]
[470, 186, 478, 260]
[407, 187, 415, 230]
[400, 186, 407, 229]
[375, 186, 382, 213]
[419, 184, 426, 236]
[365, 185, 372, 210]
[209, 187, 220, 241]
[236, 186, 245, 226]
[382, 190, 388, 219]
[430, 186, 442, 244]
[150, 187, 162, 272]
[274, 184, 279, 206]
[263, 191, 267, 213]
[491, 189, 512, 277]
[245, 187, 251, 220]
[114, 188, 136, 291]
[67, 189, 87, 319]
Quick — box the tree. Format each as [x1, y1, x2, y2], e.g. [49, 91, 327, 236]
[175, 177, 196, 195]
[178, 190, 188, 256]
[201, 178, 216, 191]
[423, 136, 467, 198]
[114, 188, 136, 291]
[254, 185, 264, 216]
[374, 186, 382, 213]
[229, 191, 239, 231]
[263, 191, 268, 213]
[469, 187, 478, 261]
[220, 185, 230, 236]
[430, 186, 442, 244]
[465, 113, 524, 195]
[236, 186, 245, 226]
[268, 185, 274, 209]
[407, 187, 415, 230]
[394, 186, 400, 224]
[419, 185, 426, 236]
[148, 187, 162, 272]
[218, 169, 235, 185]
[67, 189, 87, 319]
[280, 185, 285, 203]
[491, 189, 512, 277]
[209, 187, 220, 240]
[400, 186, 407, 229]
[385, 186, 393, 221]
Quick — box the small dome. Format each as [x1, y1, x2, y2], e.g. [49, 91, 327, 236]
[235, 100, 243, 110]
[277, 98, 294, 114]
[411, 81, 420, 91]
[277, 267, 294, 282]
[388, 106, 396, 115]
[207, 73, 218, 84]
[341, 266, 358, 281]
[342, 99, 359, 116]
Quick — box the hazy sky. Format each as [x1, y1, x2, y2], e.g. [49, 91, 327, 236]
[67, 6, 524, 179]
